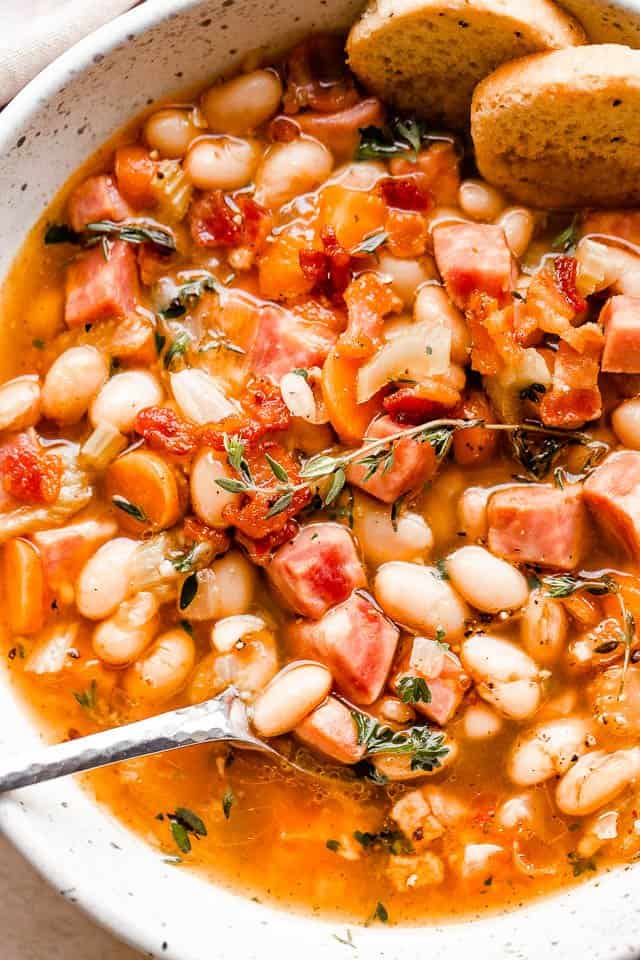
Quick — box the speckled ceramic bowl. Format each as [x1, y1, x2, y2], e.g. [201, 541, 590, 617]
[3, 1, 640, 957]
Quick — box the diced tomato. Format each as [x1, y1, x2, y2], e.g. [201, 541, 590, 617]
[583, 451, 640, 559]
[268, 522, 366, 619]
[0, 434, 63, 505]
[346, 414, 438, 504]
[291, 590, 399, 705]
[282, 35, 359, 114]
[339, 272, 402, 357]
[135, 406, 199, 457]
[392, 636, 469, 726]
[553, 256, 587, 313]
[65, 240, 139, 329]
[299, 227, 353, 302]
[488, 484, 587, 570]
[433, 223, 514, 310]
[114, 145, 158, 209]
[390, 141, 460, 206]
[452, 391, 497, 467]
[244, 378, 291, 434]
[600, 295, 640, 373]
[249, 304, 336, 381]
[385, 209, 428, 258]
[383, 379, 460, 424]
[67, 174, 131, 232]
[182, 515, 231, 554]
[296, 98, 384, 158]
[380, 176, 432, 212]
[294, 696, 366, 764]
[223, 441, 311, 539]
[539, 339, 602, 429]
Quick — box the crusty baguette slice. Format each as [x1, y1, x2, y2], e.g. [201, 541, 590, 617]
[471, 44, 640, 209]
[558, 0, 640, 47]
[346, 0, 585, 129]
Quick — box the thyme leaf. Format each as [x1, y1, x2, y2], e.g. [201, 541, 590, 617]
[541, 572, 618, 598]
[552, 215, 580, 254]
[112, 495, 147, 523]
[351, 230, 388, 255]
[351, 710, 449, 771]
[73, 679, 97, 710]
[87, 219, 176, 251]
[179, 572, 198, 610]
[397, 676, 432, 704]
[160, 273, 221, 319]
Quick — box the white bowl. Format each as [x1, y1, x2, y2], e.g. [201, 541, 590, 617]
[2, 1, 640, 957]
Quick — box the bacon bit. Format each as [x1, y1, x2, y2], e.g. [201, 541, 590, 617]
[539, 339, 602, 429]
[135, 407, 199, 457]
[299, 227, 353, 303]
[385, 209, 428, 258]
[236, 519, 299, 566]
[452, 391, 498, 466]
[190, 191, 271, 250]
[244, 378, 291, 433]
[339, 272, 402, 358]
[383, 379, 460, 424]
[182, 515, 230, 555]
[223, 441, 311, 539]
[390, 142, 460, 206]
[282, 35, 359, 115]
[137, 244, 174, 287]
[465, 293, 505, 375]
[239, 196, 272, 252]
[0, 434, 63, 504]
[198, 417, 263, 452]
[268, 115, 300, 142]
[380, 177, 432, 212]
[553, 256, 587, 313]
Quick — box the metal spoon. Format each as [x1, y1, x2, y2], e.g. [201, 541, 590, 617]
[0, 687, 280, 794]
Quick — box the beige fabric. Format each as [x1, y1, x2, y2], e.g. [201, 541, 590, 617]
[0, 0, 139, 104]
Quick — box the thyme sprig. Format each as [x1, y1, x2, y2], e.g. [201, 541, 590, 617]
[351, 710, 449, 772]
[540, 572, 618, 598]
[160, 273, 221, 319]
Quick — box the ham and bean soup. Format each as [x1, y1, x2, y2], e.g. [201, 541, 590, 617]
[4, 33, 640, 924]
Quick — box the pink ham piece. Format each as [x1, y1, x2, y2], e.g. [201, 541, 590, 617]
[296, 98, 384, 159]
[65, 240, 139, 329]
[67, 175, 131, 233]
[583, 451, 640, 559]
[249, 305, 336, 381]
[294, 696, 365, 764]
[600, 295, 640, 373]
[290, 590, 399, 704]
[33, 518, 117, 596]
[433, 222, 515, 309]
[487, 484, 587, 570]
[268, 522, 366, 619]
[346, 415, 437, 503]
[391, 636, 469, 726]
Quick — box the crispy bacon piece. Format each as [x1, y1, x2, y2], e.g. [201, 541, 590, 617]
[282, 35, 359, 115]
[553, 256, 587, 313]
[223, 441, 311, 539]
[383, 379, 460, 424]
[244, 378, 291, 434]
[299, 227, 353, 302]
[237, 519, 299, 567]
[339, 272, 402, 357]
[380, 176, 432, 212]
[135, 407, 199, 457]
[189, 191, 271, 250]
[465, 293, 507, 376]
[390, 142, 460, 206]
[539, 339, 602, 429]
[182, 515, 230, 555]
[0, 434, 63, 505]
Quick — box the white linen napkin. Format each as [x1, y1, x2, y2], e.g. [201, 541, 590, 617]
[0, 0, 140, 105]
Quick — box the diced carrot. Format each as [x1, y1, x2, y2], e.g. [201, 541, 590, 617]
[115, 145, 158, 209]
[258, 232, 314, 301]
[25, 286, 65, 341]
[321, 347, 384, 443]
[106, 449, 184, 533]
[3, 538, 45, 634]
[318, 185, 386, 250]
[385, 209, 428, 258]
[452, 391, 498, 466]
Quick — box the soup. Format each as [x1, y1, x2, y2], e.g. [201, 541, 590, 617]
[2, 32, 640, 926]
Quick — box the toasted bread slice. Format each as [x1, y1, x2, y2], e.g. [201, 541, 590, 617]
[346, 0, 585, 129]
[558, 0, 640, 47]
[471, 44, 640, 209]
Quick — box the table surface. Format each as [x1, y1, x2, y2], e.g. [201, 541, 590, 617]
[1, 832, 141, 959]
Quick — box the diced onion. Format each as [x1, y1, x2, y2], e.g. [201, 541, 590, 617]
[485, 347, 552, 423]
[356, 322, 451, 403]
[170, 369, 238, 424]
[79, 423, 127, 471]
[409, 636, 446, 679]
[152, 159, 194, 222]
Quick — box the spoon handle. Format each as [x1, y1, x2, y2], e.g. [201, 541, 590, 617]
[0, 689, 257, 793]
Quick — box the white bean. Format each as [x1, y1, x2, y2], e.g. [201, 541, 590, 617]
[461, 633, 541, 720]
[90, 370, 162, 433]
[508, 717, 594, 787]
[211, 614, 266, 653]
[612, 398, 640, 449]
[521, 589, 567, 665]
[201, 69, 282, 135]
[123, 627, 196, 703]
[190, 449, 240, 528]
[76, 537, 137, 620]
[183, 136, 260, 191]
[92, 592, 159, 666]
[255, 138, 333, 209]
[446, 546, 528, 613]
[497, 206, 535, 258]
[374, 561, 469, 641]
[457, 486, 490, 542]
[377, 253, 436, 305]
[42, 346, 108, 424]
[144, 108, 198, 158]
[170, 369, 237, 424]
[414, 284, 470, 365]
[462, 703, 503, 740]
[252, 661, 332, 737]
[0, 375, 41, 431]
[556, 748, 640, 816]
[280, 372, 319, 422]
[458, 179, 505, 222]
[354, 496, 433, 566]
[335, 161, 385, 190]
[189, 632, 278, 702]
[181, 550, 255, 622]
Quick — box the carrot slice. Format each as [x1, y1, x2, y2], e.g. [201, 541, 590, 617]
[3, 538, 45, 634]
[321, 347, 383, 444]
[106, 449, 184, 534]
[115, 145, 157, 209]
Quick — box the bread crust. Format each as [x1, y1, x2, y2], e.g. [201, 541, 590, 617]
[471, 44, 640, 208]
[346, 0, 585, 128]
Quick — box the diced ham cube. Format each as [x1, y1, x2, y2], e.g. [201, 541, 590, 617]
[65, 241, 139, 329]
[391, 636, 469, 726]
[346, 415, 437, 504]
[583, 451, 640, 559]
[487, 484, 587, 570]
[290, 590, 399, 704]
[600, 295, 640, 373]
[67, 175, 131, 233]
[249, 305, 336, 381]
[268, 522, 366, 619]
[433, 223, 515, 310]
[294, 696, 365, 764]
[33, 518, 118, 595]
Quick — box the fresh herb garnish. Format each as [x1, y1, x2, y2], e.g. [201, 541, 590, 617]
[154, 332, 166, 355]
[540, 572, 618, 598]
[44, 223, 81, 245]
[357, 116, 443, 162]
[171, 545, 199, 574]
[397, 676, 432, 704]
[180, 619, 193, 636]
[353, 829, 413, 855]
[167, 807, 207, 853]
[519, 382, 547, 402]
[567, 851, 597, 877]
[160, 273, 220, 319]
[73, 679, 97, 711]
[434, 626, 449, 649]
[434, 558, 449, 580]
[351, 230, 388, 255]
[326, 839, 341, 852]
[112, 495, 147, 523]
[31, 338, 46, 350]
[87, 219, 176, 251]
[373, 901, 389, 924]
[163, 332, 190, 368]
[179, 573, 198, 610]
[222, 788, 234, 820]
[265, 491, 294, 519]
[552, 215, 580, 253]
[351, 710, 449, 771]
